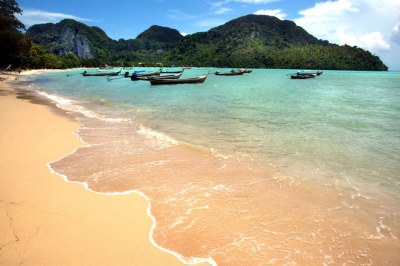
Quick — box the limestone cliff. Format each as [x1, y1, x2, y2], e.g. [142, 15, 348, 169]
[26, 19, 111, 60]
[59, 27, 93, 58]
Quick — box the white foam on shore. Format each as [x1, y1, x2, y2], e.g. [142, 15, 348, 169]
[137, 124, 234, 160]
[37, 90, 128, 123]
[137, 124, 179, 147]
[42, 105, 217, 266]
[47, 156, 217, 266]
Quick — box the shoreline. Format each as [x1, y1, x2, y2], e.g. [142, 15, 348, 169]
[47, 146, 216, 266]
[0, 73, 203, 265]
[4, 69, 399, 265]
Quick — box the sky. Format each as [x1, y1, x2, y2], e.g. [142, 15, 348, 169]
[17, 0, 400, 70]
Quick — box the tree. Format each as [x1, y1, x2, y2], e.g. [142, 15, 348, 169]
[26, 43, 46, 68]
[0, 0, 29, 68]
[0, 0, 25, 31]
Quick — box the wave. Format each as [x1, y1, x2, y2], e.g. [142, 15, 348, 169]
[137, 124, 179, 148]
[47, 158, 217, 266]
[41, 95, 218, 266]
[37, 91, 129, 123]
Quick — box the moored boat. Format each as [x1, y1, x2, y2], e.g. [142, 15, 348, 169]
[83, 70, 121, 76]
[291, 74, 316, 79]
[160, 68, 184, 74]
[128, 71, 161, 80]
[215, 69, 245, 76]
[297, 70, 323, 76]
[134, 72, 183, 81]
[149, 72, 209, 85]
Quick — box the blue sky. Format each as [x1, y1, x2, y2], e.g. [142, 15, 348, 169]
[17, 0, 400, 70]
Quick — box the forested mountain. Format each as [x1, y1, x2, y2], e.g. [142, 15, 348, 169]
[187, 15, 324, 46]
[26, 19, 112, 60]
[167, 15, 385, 70]
[136, 25, 183, 44]
[24, 14, 388, 70]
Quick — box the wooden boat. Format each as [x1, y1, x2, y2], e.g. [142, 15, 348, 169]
[243, 69, 253, 73]
[135, 73, 183, 81]
[149, 72, 209, 85]
[128, 71, 161, 80]
[291, 74, 316, 79]
[297, 70, 323, 76]
[82, 70, 121, 76]
[215, 69, 245, 76]
[160, 68, 184, 74]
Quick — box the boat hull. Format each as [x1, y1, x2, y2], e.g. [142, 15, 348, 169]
[149, 74, 208, 85]
[82, 70, 121, 76]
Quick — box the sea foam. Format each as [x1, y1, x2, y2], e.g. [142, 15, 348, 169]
[37, 91, 129, 123]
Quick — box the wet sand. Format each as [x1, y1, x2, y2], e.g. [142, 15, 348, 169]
[0, 73, 190, 265]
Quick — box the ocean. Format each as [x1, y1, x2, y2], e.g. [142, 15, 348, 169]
[23, 68, 399, 265]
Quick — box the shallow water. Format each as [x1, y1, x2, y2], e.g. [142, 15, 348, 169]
[26, 69, 400, 265]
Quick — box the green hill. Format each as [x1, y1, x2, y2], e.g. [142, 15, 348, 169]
[26, 19, 112, 59]
[25, 15, 388, 70]
[191, 14, 323, 46]
[136, 25, 183, 43]
[167, 15, 386, 70]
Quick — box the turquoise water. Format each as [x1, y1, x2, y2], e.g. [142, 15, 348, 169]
[33, 68, 400, 193]
[28, 68, 400, 265]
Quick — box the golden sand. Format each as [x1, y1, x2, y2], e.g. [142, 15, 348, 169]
[0, 73, 189, 265]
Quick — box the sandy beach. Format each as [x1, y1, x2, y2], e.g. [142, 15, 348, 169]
[0, 73, 188, 265]
[2, 69, 398, 265]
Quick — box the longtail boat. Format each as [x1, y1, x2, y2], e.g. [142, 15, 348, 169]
[215, 69, 245, 76]
[291, 74, 316, 79]
[160, 68, 184, 74]
[297, 70, 323, 76]
[135, 72, 183, 81]
[149, 72, 209, 85]
[82, 70, 121, 76]
[128, 71, 161, 80]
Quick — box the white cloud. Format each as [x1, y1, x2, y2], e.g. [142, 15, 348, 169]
[17, 9, 92, 27]
[294, 0, 400, 69]
[391, 23, 400, 45]
[359, 32, 391, 50]
[254, 9, 287, 20]
[333, 30, 391, 50]
[213, 7, 234, 14]
[298, 0, 359, 19]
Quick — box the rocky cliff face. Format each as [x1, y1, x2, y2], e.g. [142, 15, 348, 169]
[60, 27, 93, 59]
[26, 19, 111, 59]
